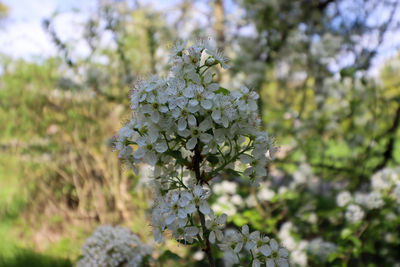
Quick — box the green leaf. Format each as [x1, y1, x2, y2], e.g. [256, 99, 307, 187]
[328, 251, 340, 262]
[158, 250, 181, 262]
[165, 150, 188, 166]
[225, 168, 241, 176]
[215, 86, 230, 95]
[348, 236, 362, 249]
[206, 155, 219, 165]
[340, 67, 356, 78]
[340, 228, 352, 239]
[232, 214, 248, 226]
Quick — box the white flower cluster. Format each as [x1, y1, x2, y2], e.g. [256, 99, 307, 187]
[211, 179, 277, 217]
[307, 238, 337, 261]
[113, 40, 279, 252]
[220, 225, 289, 267]
[76, 225, 152, 267]
[278, 222, 308, 267]
[344, 204, 365, 224]
[371, 167, 400, 204]
[278, 222, 337, 267]
[114, 40, 274, 182]
[212, 180, 244, 216]
[151, 178, 211, 243]
[112, 40, 287, 266]
[290, 162, 320, 192]
[336, 167, 400, 224]
[336, 191, 352, 207]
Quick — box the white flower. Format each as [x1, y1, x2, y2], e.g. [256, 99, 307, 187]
[251, 231, 271, 256]
[134, 135, 166, 165]
[234, 86, 258, 113]
[366, 191, 384, 209]
[345, 204, 365, 223]
[206, 48, 230, 69]
[190, 185, 211, 215]
[211, 94, 236, 128]
[219, 229, 243, 258]
[164, 191, 192, 225]
[252, 259, 262, 267]
[169, 40, 187, 60]
[291, 245, 308, 267]
[371, 168, 399, 192]
[266, 239, 289, 267]
[169, 222, 199, 244]
[206, 212, 227, 243]
[180, 119, 213, 150]
[77, 225, 152, 267]
[336, 191, 352, 207]
[245, 194, 258, 207]
[212, 195, 237, 216]
[393, 184, 400, 204]
[231, 194, 244, 207]
[177, 113, 197, 131]
[307, 238, 337, 261]
[354, 192, 369, 207]
[213, 180, 238, 195]
[237, 225, 257, 251]
[244, 156, 268, 179]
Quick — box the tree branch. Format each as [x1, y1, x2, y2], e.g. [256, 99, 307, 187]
[373, 103, 400, 171]
[193, 144, 216, 267]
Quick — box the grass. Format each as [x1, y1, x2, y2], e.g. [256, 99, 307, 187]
[0, 155, 26, 258]
[0, 249, 72, 267]
[0, 155, 77, 266]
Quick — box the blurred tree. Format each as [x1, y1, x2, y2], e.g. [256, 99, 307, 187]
[231, 0, 400, 180]
[43, 0, 175, 104]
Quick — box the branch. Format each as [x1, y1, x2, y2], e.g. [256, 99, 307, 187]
[192, 144, 216, 267]
[373, 103, 400, 171]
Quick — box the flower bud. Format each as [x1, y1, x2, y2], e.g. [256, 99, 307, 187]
[205, 57, 215, 66]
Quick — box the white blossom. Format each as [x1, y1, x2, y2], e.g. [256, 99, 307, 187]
[336, 191, 352, 207]
[76, 225, 152, 267]
[113, 40, 279, 264]
[206, 212, 227, 244]
[345, 204, 365, 223]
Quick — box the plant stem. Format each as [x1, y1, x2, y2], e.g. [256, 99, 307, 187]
[193, 145, 216, 267]
[198, 208, 215, 267]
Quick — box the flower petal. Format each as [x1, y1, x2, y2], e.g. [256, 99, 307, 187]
[259, 245, 272, 257]
[178, 118, 187, 131]
[266, 259, 275, 267]
[201, 99, 212, 110]
[188, 115, 197, 127]
[199, 201, 211, 215]
[209, 231, 216, 244]
[270, 239, 279, 251]
[199, 119, 211, 131]
[155, 141, 168, 153]
[186, 137, 197, 150]
[278, 248, 289, 258]
[242, 225, 249, 235]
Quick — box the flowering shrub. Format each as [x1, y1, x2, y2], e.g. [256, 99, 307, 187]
[113, 40, 288, 266]
[76, 225, 152, 267]
[229, 163, 400, 266]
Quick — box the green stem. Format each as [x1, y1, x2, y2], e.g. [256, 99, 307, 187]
[204, 140, 254, 182]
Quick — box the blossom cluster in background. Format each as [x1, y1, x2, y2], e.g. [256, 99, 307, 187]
[76, 225, 152, 267]
[208, 162, 400, 266]
[337, 167, 400, 223]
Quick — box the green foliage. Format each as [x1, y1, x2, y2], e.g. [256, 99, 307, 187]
[0, 249, 72, 267]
